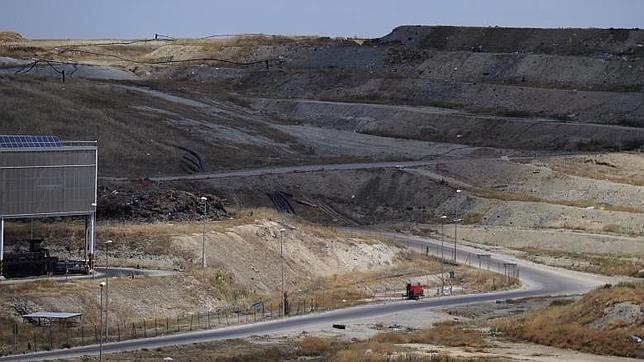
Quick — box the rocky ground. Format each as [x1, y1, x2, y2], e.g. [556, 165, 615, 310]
[0, 26, 642, 360]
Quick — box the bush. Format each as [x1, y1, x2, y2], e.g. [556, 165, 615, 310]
[491, 283, 644, 357]
[301, 336, 332, 356]
[601, 224, 620, 233]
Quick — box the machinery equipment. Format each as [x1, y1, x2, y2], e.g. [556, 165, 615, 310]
[3, 239, 88, 278]
[405, 282, 424, 300]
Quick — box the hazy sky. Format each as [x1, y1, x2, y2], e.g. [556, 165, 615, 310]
[2, 0, 643, 39]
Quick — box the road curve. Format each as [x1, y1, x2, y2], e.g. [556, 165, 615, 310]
[0, 267, 178, 286]
[149, 160, 446, 182]
[0, 230, 612, 361]
[146, 154, 568, 182]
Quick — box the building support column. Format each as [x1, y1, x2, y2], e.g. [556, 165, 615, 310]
[87, 214, 96, 273]
[0, 218, 4, 279]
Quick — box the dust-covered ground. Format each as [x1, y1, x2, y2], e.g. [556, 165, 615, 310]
[1, 26, 643, 360]
[68, 283, 644, 361]
[0, 210, 516, 357]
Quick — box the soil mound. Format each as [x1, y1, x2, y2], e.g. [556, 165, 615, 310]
[379, 26, 644, 57]
[0, 31, 23, 42]
[98, 182, 227, 221]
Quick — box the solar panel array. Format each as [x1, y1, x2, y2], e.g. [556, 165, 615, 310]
[0, 135, 61, 148]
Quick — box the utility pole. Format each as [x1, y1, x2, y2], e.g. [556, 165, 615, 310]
[105, 240, 112, 341]
[453, 217, 462, 262]
[279, 228, 286, 317]
[200, 197, 208, 269]
[99, 282, 105, 362]
[440, 215, 447, 295]
[454, 189, 462, 262]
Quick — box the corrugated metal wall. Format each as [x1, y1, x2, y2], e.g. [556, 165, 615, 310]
[0, 147, 97, 218]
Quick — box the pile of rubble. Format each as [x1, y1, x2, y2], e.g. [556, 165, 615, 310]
[98, 184, 226, 222]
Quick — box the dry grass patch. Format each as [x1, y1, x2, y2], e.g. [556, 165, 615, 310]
[517, 247, 643, 276]
[3, 208, 358, 269]
[301, 336, 334, 356]
[546, 154, 644, 187]
[490, 282, 644, 357]
[601, 223, 621, 233]
[374, 322, 491, 349]
[77, 334, 489, 361]
[79, 339, 296, 361]
[0, 32, 23, 42]
[467, 187, 644, 214]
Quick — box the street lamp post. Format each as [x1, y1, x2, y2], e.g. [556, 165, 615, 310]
[453, 218, 462, 262]
[454, 189, 462, 262]
[90, 202, 97, 279]
[279, 228, 287, 317]
[440, 215, 447, 295]
[200, 197, 208, 269]
[105, 240, 112, 341]
[99, 281, 105, 362]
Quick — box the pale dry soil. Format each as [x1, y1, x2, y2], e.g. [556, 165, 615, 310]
[69, 296, 641, 362]
[0, 212, 514, 358]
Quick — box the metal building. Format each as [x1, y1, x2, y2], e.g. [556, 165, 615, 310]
[0, 136, 98, 278]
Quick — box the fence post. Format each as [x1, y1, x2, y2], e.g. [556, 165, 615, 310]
[117, 323, 120, 341]
[49, 322, 53, 350]
[132, 322, 136, 338]
[217, 310, 220, 326]
[154, 319, 158, 337]
[12, 323, 17, 353]
[207, 311, 210, 328]
[143, 320, 147, 338]
[189, 315, 193, 331]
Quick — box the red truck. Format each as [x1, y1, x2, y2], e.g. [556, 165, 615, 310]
[405, 283, 424, 300]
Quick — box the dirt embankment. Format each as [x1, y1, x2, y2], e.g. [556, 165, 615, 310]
[0, 213, 405, 325]
[253, 97, 644, 151]
[173, 218, 400, 293]
[379, 26, 644, 57]
[98, 181, 227, 222]
[491, 282, 644, 357]
[0, 32, 23, 42]
[240, 70, 644, 129]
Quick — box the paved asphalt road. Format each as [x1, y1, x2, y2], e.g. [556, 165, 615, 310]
[0, 267, 177, 286]
[0, 229, 611, 361]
